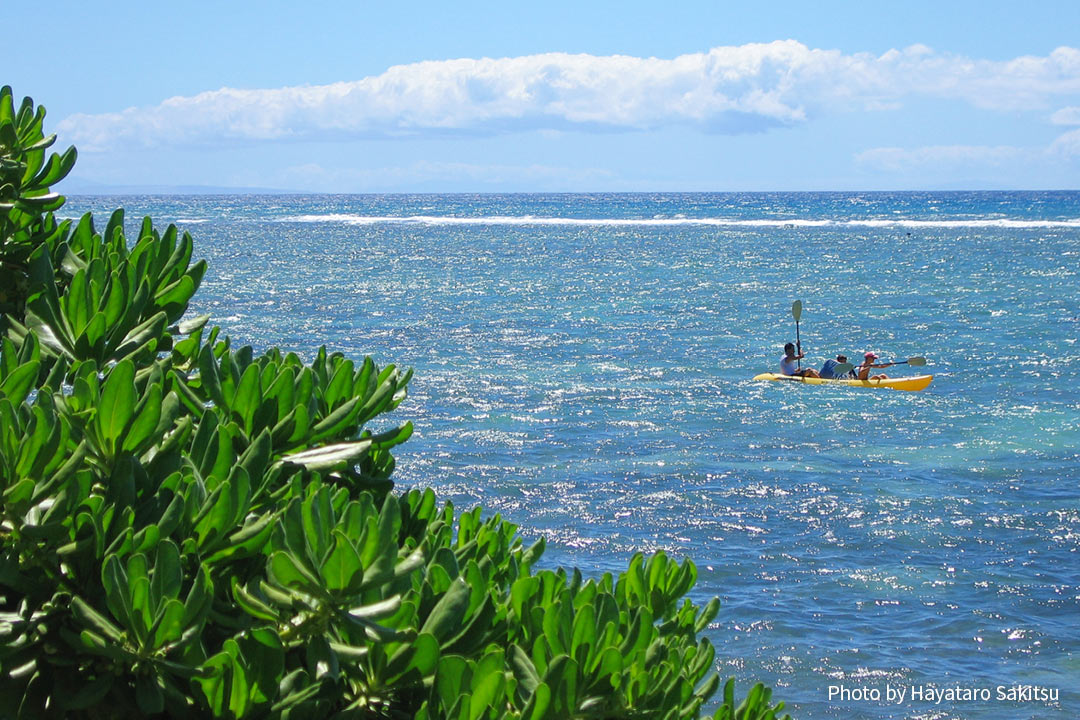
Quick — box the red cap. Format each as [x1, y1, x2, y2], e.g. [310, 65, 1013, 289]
[864, 351, 878, 360]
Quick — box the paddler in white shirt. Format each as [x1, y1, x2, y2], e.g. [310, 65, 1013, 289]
[780, 342, 821, 378]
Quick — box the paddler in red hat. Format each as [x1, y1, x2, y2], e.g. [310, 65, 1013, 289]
[856, 351, 894, 380]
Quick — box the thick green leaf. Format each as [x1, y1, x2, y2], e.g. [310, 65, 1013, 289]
[420, 576, 470, 642]
[154, 274, 195, 308]
[174, 313, 210, 334]
[232, 362, 261, 434]
[114, 308, 167, 352]
[469, 665, 505, 720]
[182, 565, 213, 628]
[56, 674, 114, 711]
[196, 647, 234, 716]
[522, 681, 552, 720]
[121, 382, 162, 454]
[136, 671, 165, 714]
[268, 550, 324, 595]
[695, 597, 721, 633]
[97, 359, 136, 455]
[0, 359, 39, 403]
[320, 529, 363, 593]
[385, 631, 439, 683]
[435, 655, 469, 709]
[347, 595, 402, 620]
[275, 440, 371, 471]
[205, 511, 276, 564]
[237, 628, 285, 705]
[101, 555, 134, 632]
[309, 394, 363, 442]
[70, 596, 125, 644]
[511, 644, 541, 699]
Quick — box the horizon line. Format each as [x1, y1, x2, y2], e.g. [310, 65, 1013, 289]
[61, 187, 1080, 197]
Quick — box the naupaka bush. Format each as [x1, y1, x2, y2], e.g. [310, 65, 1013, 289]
[0, 86, 789, 720]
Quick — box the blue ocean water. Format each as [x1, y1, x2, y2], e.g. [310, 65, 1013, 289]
[63, 192, 1079, 719]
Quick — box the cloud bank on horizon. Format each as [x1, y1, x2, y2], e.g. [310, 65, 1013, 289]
[59, 41, 1080, 155]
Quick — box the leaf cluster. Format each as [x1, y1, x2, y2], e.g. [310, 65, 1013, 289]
[0, 85, 77, 323]
[0, 87, 790, 720]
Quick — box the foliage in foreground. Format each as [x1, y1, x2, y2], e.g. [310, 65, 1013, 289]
[0, 85, 790, 719]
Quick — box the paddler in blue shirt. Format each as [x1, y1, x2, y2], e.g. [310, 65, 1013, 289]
[819, 354, 856, 379]
[780, 342, 821, 378]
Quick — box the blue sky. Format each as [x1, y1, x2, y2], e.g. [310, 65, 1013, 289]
[9, 1, 1080, 192]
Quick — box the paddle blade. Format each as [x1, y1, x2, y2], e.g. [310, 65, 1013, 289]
[907, 356, 926, 366]
[791, 300, 803, 321]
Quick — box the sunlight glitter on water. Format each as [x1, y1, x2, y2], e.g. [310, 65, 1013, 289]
[62, 192, 1080, 719]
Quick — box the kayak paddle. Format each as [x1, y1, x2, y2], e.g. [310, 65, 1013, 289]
[792, 300, 803, 370]
[830, 357, 926, 376]
[859, 356, 926, 367]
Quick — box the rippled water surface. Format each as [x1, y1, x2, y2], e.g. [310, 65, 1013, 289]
[64, 192, 1080, 719]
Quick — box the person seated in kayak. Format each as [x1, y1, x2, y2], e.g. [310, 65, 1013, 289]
[820, 354, 856, 379]
[780, 343, 821, 377]
[857, 351, 894, 380]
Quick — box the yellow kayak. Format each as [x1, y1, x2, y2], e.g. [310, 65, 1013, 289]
[752, 373, 934, 392]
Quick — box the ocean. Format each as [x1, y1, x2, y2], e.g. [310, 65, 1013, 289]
[61, 192, 1079, 719]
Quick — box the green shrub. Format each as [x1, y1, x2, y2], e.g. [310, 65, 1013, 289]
[0, 86, 789, 719]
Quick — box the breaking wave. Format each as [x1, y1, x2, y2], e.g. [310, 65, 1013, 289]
[278, 213, 1080, 229]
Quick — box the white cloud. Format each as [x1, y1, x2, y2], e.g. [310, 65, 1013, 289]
[1050, 106, 1080, 125]
[222, 157, 617, 191]
[1050, 128, 1080, 157]
[855, 145, 1031, 171]
[855, 123, 1080, 174]
[58, 41, 1080, 150]
[233, 160, 620, 192]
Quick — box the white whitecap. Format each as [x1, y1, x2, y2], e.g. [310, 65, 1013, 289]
[275, 214, 1080, 229]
